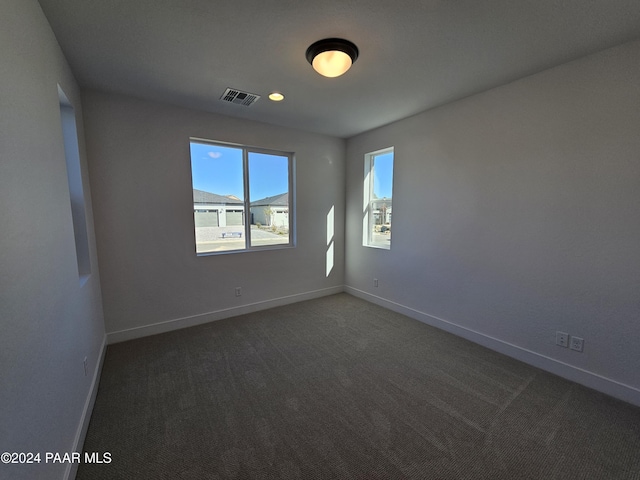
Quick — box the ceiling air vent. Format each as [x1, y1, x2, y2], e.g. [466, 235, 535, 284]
[220, 88, 260, 107]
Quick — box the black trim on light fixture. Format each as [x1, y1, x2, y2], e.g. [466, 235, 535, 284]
[305, 38, 359, 66]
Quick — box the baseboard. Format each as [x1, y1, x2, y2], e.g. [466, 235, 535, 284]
[345, 286, 640, 408]
[107, 286, 345, 344]
[65, 335, 107, 480]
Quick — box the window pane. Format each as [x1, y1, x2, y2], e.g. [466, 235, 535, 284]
[190, 142, 246, 253]
[364, 148, 393, 249]
[248, 152, 290, 247]
[59, 86, 91, 282]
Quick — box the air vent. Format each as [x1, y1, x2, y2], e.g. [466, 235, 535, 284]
[220, 88, 260, 107]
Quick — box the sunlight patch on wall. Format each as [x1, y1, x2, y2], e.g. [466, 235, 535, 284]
[326, 205, 335, 277]
[326, 243, 335, 277]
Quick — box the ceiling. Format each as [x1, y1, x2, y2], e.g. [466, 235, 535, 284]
[37, 0, 640, 138]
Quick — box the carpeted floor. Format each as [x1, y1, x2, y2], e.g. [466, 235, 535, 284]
[78, 293, 640, 479]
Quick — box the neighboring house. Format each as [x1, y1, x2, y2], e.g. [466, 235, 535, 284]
[250, 193, 289, 228]
[371, 197, 392, 225]
[193, 189, 244, 227]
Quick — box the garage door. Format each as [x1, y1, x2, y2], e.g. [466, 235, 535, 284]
[226, 210, 244, 226]
[194, 210, 219, 227]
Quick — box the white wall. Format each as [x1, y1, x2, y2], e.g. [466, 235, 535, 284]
[0, 1, 106, 479]
[345, 40, 640, 406]
[81, 91, 346, 341]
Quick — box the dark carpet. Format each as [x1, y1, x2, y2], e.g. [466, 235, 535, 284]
[78, 293, 640, 479]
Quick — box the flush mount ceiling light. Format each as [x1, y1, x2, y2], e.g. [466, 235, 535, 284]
[305, 38, 359, 78]
[268, 92, 285, 101]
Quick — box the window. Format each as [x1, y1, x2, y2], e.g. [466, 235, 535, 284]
[59, 86, 91, 282]
[189, 139, 294, 254]
[363, 147, 394, 249]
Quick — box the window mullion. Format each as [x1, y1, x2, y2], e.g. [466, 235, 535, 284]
[243, 148, 251, 248]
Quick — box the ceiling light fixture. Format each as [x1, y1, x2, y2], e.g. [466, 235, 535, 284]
[268, 92, 285, 101]
[305, 38, 359, 78]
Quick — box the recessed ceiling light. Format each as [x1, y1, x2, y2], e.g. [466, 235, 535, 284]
[269, 92, 285, 101]
[305, 38, 359, 78]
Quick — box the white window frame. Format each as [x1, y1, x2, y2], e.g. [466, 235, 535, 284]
[190, 138, 295, 255]
[59, 86, 91, 283]
[363, 146, 394, 250]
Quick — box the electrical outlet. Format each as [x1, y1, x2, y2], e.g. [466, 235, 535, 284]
[83, 357, 88, 376]
[570, 336, 584, 352]
[235, 287, 242, 297]
[373, 278, 378, 287]
[556, 331, 569, 348]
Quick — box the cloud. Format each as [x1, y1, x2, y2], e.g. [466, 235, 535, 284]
[208, 151, 222, 159]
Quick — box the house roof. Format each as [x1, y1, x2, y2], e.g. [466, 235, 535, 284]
[250, 193, 289, 207]
[193, 189, 243, 205]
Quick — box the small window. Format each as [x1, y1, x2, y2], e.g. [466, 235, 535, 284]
[59, 86, 91, 282]
[190, 139, 294, 254]
[363, 147, 394, 249]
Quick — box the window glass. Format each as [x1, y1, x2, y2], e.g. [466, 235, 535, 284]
[190, 143, 245, 253]
[59, 86, 91, 282]
[364, 147, 394, 249]
[248, 152, 290, 247]
[190, 139, 293, 254]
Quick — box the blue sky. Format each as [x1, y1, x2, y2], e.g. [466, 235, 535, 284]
[373, 151, 394, 198]
[191, 141, 392, 200]
[190, 142, 289, 200]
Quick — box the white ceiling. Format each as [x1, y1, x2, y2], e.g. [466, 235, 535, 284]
[37, 0, 640, 138]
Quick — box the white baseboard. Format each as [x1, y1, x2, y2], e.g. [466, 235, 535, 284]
[345, 286, 640, 408]
[65, 335, 107, 480]
[107, 286, 345, 344]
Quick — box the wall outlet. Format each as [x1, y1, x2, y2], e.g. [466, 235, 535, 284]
[570, 336, 584, 352]
[235, 287, 242, 297]
[373, 278, 378, 287]
[556, 331, 569, 348]
[83, 357, 88, 376]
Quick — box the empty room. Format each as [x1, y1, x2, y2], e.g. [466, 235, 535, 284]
[1, 0, 640, 479]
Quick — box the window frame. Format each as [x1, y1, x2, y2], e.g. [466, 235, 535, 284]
[59, 85, 92, 283]
[363, 146, 394, 250]
[190, 138, 295, 255]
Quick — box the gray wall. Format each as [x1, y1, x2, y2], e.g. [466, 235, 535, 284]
[3, 9, 638, 478]
[82, 91, 346, 340]
[345, 40, 640, 405]
[0, 1, 106, 479]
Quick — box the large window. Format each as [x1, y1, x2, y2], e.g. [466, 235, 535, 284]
[363, 147, 394, 249]
[189, 139, 294, 254]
